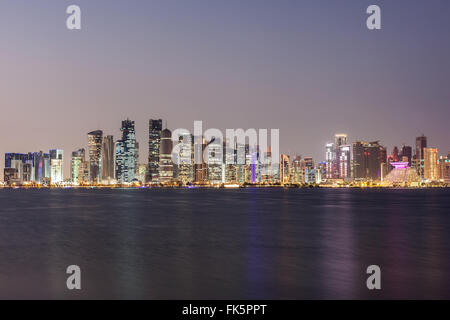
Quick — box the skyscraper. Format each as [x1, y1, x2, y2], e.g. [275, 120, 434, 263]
[175, 132, 194, 184]
[50, 149, 64, 184]
[207, 137, 223, 185]
[115, 119, 137, 183]
[424, 147, 439, 181]
[325, 134, 350, 179]
[4, 153, 31, 184]
[338, 145, 351, 179]
[291, 155, 303, 184]
[280, 154, 290, 185]
[88, 130, 103, 184]
[32, 151, 51, 184]
[415, 135, 427, 178]
[438, 155, 450, 182]
[71, 148, 88, 184]
[148, 119, 163, 183]
[325, 143, 335, 179]
[353, 141, 382, 180]
[102, 135, 115, 183]
[159, 128, 173, 183]
[304, 157, 315, 183]
[400, 145, 412, 166]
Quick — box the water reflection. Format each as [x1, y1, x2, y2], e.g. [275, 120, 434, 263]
[0, 188, 449, 299]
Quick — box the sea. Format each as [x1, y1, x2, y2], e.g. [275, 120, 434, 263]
[0, 188, 449, 299]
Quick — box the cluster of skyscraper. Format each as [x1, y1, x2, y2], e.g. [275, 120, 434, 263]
[4, 150, 64, 185]
[3, 124, 450, 186]
[318, 133, 450, 185]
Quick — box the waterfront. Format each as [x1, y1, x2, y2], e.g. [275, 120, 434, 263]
[0, 188, 449, 299]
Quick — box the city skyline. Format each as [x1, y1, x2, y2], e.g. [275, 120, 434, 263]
[2, 118, 450, 185]
[1, 1, 450, 178]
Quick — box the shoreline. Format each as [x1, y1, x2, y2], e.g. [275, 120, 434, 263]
[0, 185, 449, 190]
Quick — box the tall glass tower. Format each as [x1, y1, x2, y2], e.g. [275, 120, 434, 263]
[115, 119, 137, 183]
[148, 119, 163, 183]
[88, 130, 103, 184]
[102, 135, 115, 183]
[50, 149, 64, 184]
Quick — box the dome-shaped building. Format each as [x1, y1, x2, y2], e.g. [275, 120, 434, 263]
[383, 162, 420, 186]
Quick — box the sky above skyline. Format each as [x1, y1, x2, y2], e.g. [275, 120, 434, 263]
[1, 0, 449, 178]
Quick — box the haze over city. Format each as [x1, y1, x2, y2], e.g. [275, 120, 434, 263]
[1, 0, 449, 179]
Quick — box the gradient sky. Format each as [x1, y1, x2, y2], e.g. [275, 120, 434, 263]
[1, 0, 449, 178]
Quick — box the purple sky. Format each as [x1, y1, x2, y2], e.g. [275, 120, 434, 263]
[1, 0, 449, 178]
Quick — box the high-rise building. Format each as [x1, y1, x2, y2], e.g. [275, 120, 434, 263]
[338, 145, 351, 179]
[159, 128, 173, 183]
[304, 157, 315, 183]
[438, 155, 450, 182]
[194, 137, 210, 184]
[423, 147, 439, 181]
[207, 138, 223, 185]
[391, 146, 400, 162]
[290, 155, 303, 184]
[325, 134, 349, 179]
[31, 151, 51, 184]
[174, 132, 194, 184]
[115, 119, 137, 183]
[71, 149, 88, 184]
[400, 145, 412, 166]
[50, 149, 64, 184]
[280, 154, 290, 185]
[223, 139, 237, 184]
[136, 164, 147, 183]
[5, 153, 26, 184]
[353, 141, 382, 180]
[325, 143, 335, 179]
[88, 130, 103, 184]
[148, 119, 163, 183]
[102, 135, 115, 183]
[415, 135, 427, 178]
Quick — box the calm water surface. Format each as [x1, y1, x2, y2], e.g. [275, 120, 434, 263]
[0, 188, 449, 299]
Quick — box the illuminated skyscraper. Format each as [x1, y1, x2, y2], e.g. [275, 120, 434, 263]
[325, 143, 335, 179]
[424, 147, 439, 181]
[224, 139, 237, 184]
[291, 155, 303, 184]
[136, 164, 147, 183]
[102, 135, 115, 183]
[159, 128, 173, 183]
[207, 137, 223, 185]
[50, 149, 64, 184]
[148, 119, 163, 183]
[304, 157, 315, 183]
[325, 134, 350, 179]
[71, 148, 88, 184]
[353, 141, 382, 180]
[280, 154, 290, 185]
[32, 151, 51, 184]
[4, 153, 33, 184]
[194, 137, 209, 184]
[415, 135, 427, 178]
[338, 145, 351, 179]
[88, 130, 103, 184]
[115, 119, 137, 183]
[438, 155, 450, 182]
[174, 132, 194, 184]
